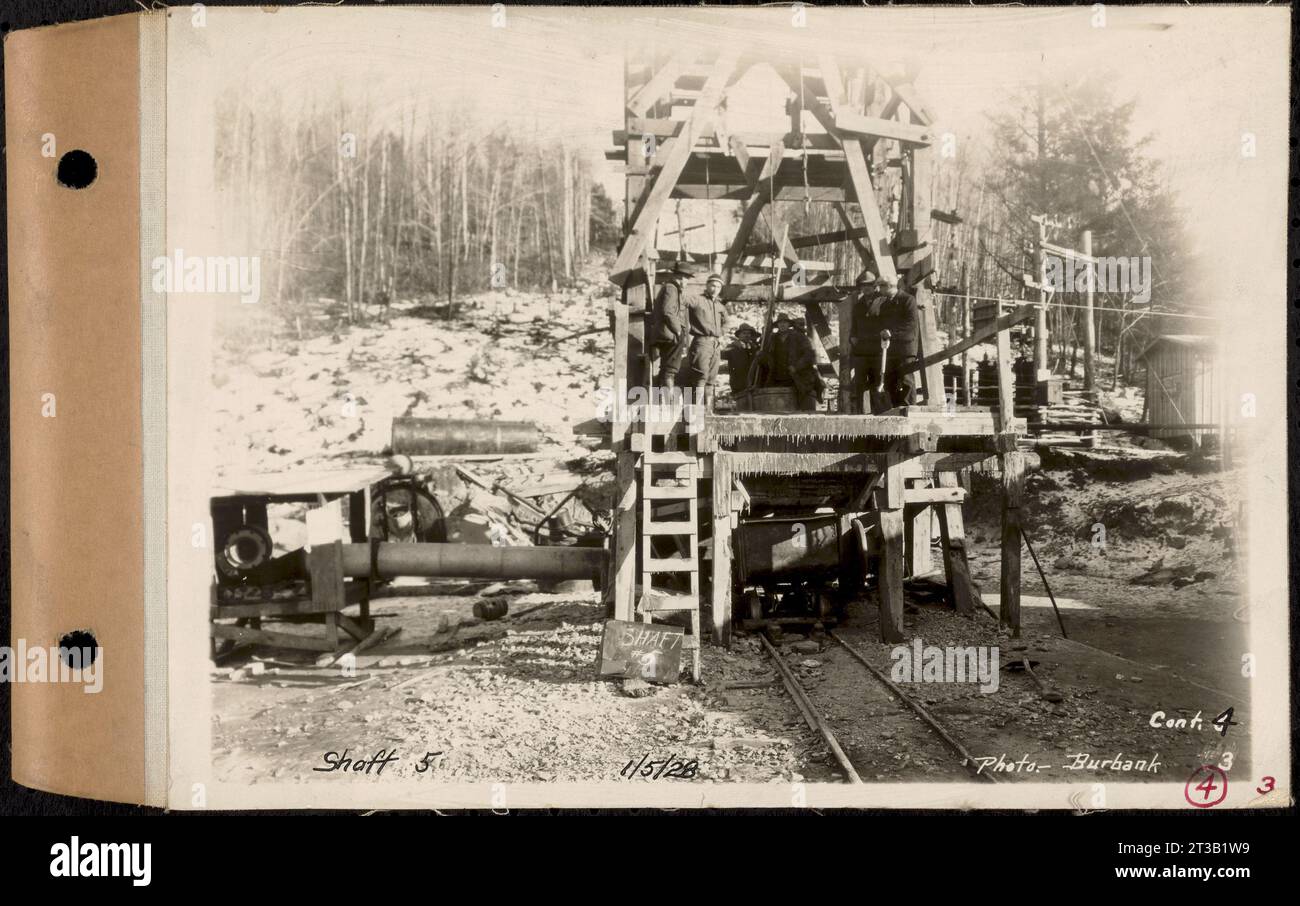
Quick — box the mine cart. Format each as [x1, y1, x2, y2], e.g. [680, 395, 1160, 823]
[734, 513, 844, 627]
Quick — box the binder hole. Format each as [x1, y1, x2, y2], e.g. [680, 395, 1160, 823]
[56, 150, 97, 189]
[58, 630, 98, 665]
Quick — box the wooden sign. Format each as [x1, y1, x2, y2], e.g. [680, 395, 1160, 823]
[596, 619, 684, 684]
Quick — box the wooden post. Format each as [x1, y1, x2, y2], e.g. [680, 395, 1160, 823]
[908, 145, 946, 404]
[999, 451, 1024, 637]
[995, 321, 1015, 431]
[710, 453, 733, 647]
[613, 451, 638, 621]
[838, 293, 854, 413]
[935, 471, 975, 614]
[904, 480, 932, 577]
[1032, 214, 1049, 380]
[1081, 229, 1096, 392]
[960, 262, 971, 405]
[876, 456, 906, 643]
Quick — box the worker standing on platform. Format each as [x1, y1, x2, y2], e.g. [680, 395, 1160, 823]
[847, 269, 882, 414]
[787, 317, 824, 411]
[762, 314, 795, 388]
[682, 272, 728, 408]
[721, 323, 760, 397]
[878, 274, 921, 409]
[649, 260, 693, 391]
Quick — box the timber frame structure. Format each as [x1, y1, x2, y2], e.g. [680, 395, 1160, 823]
[604, 45, 1030, 675]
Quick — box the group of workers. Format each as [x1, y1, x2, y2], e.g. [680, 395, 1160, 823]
[647, 260, 920, 415]
[847, 269, 920, 414]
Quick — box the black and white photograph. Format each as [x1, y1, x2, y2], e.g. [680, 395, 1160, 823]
[3, 3, 1292, 818]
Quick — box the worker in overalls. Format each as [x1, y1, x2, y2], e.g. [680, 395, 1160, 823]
[681, 272, 728, 408]
[878, 275, 920, 409]
[846, 269, 881, 413]
[649, 260, 693, 391]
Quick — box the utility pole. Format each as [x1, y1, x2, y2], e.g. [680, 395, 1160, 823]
[1081, 229, 1096, 393]
[960, 261, 971, 405]
[1031, 214, 1049, 380]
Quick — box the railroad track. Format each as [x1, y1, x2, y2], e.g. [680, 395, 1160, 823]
[758, 630, 1000, 784]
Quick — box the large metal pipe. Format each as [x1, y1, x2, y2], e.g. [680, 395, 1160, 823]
[391, 417, 542, 456]
[339, 543, 605, 583]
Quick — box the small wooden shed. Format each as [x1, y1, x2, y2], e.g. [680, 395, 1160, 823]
[1138, 334, 1221, 448]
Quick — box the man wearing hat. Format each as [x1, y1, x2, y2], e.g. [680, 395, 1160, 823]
[649, 259, 693, 390]
[680, 271, 728, 407]
[877, 274, 921, 409]
[762, 314, 795, 388]
[847, 269, 884, 413]
[722, 323, 760, 397]
[786, 317, 824, 411]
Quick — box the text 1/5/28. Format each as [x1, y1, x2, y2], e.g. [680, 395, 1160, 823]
[621, 753, 698, 780]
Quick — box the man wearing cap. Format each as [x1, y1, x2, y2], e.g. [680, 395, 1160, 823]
[847, 269, 883, 414]
[681, 271, 728, 407]
[762, 314, 795, 388]
[649, 260, 693, 390]
[722, 323, 760, 397]
[786, 317, 825, 411]
[878, 274, 920, 409]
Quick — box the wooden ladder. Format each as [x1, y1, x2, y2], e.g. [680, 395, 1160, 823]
[638, 422, 703, 681]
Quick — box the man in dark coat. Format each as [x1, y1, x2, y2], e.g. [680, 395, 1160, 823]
[877, 275, 920, 409]
[786, 318, 824, 411]
[721, 323, 760, 396]
[649, 260, 692, 389]
[846, 269, 881, 413]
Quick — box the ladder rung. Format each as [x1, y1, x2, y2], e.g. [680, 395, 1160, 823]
[643, 520, 696, 535]
[644, 556, 698, 573]
[644, 484, 697, 499]
[643, 452, 699, 464]
[640, 591, 698, 613]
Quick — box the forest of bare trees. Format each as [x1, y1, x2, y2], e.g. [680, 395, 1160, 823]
[215, 90, 619, 329]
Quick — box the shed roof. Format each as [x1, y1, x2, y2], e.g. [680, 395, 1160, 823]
[1138, 334, 1216, 361]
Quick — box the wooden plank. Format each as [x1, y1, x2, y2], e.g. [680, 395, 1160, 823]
[612, 51, 740, 285]
[996, 321, 1016, 431]
[904, 486, 965, 504]
[833, 110, 934, 145]
[842, 136, 897, 281]
[640, 590, 698, 613]
[627, 50, 691, 117]
[877, 506, 906, 643]
[908, 145, 947, 406]
[643, 483, 697, 499]
[999, 451, 1024, 636]
[898, 304, 1037, 376]
[642, 520, 696, 535]
[936, 471, 975, 615]
[209, 624, 336, 653]
[906, 499, 932, 578]
[613, 451, 638, 621]
[711, 454, 733, 647]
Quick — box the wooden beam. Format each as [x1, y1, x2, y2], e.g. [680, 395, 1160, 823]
[905, 485, 933, 577]
[613, 451, 638, 621]
[877, 457, 906, 643]
[999, 451, 1024, 636]
[995, 320, 1016, 431]
[935, 471, 975, 614]
[908, 145, 947, 405]
[612, 51, 740, 285]
[841, 136, 897, 280]
[900, 303, 1036, 376]
[710, 454, 733, 647]
[627, 49, 692, 117]
[834, 111, 934, 146]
